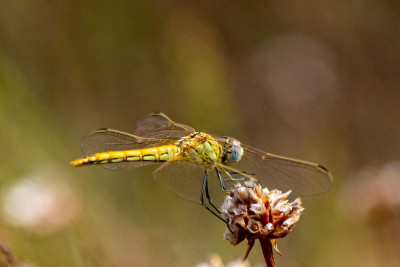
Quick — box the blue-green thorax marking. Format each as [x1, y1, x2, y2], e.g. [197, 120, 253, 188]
[198, 140, 218, 161]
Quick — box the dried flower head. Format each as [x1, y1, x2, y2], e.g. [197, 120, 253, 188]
[221, 181, 304, 266]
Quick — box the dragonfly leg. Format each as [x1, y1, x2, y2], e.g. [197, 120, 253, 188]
[223, 175, 245, 183]
[200, 169, 226, 223]
[208, 168, 235, 233]
[220, 167, 246, 182]
[220, 168, 258, 191]
[215, 167, 229, 191]
[205, 170, 222, 215]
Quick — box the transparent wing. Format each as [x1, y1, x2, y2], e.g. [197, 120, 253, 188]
[231, 144, 333, 196]
[80, 128, 171, 171]
[99, 161, 159, 171]
[134, 112, 195, 139]
[153, 161, 227, 204]
[80, 128, 172, 155]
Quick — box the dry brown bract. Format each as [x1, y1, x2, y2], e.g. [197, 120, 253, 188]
[221, 181, 304, 267]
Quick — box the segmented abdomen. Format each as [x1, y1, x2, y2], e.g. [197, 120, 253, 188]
[70, 145, 180, 167]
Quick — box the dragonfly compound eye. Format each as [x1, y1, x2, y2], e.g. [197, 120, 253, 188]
[228, 138, 244, 163]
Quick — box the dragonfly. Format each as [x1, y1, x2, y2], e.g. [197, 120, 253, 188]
[71, 112, 333, 221]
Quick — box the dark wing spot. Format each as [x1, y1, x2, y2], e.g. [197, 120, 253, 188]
[317, 164, 330, 173]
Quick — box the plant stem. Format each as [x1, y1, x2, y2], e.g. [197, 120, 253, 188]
[259, 238, 275, 267]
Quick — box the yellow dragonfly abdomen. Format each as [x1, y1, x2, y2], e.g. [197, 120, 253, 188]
[70, 145, 181, 167]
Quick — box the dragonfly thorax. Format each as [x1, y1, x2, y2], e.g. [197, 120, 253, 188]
[176, 132, 221, 164]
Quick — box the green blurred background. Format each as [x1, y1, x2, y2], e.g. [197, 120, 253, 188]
[1, 1, 400, 266]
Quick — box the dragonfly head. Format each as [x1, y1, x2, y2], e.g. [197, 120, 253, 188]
[221, 137, 244, 165]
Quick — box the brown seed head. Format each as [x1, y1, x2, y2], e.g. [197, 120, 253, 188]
[221, 180, 304, 259]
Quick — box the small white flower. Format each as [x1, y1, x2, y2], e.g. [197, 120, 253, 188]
[2, 174, 78, 235]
